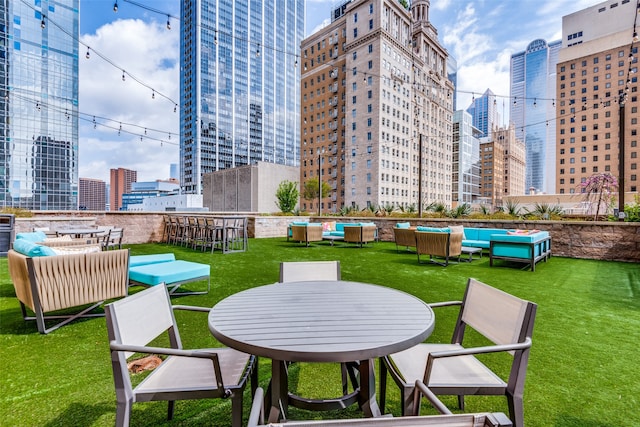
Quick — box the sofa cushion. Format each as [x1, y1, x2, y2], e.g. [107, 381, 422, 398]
[462, 239, 491, 249]
[416, 226, 450, 233]
[16, 231, 48, 242]
[396, 222, 411, 229]
[477, 228, 507, 241]
[42, 235, 73, 243]
[13, 239, 56, 257]
[50, 245, 102, 255]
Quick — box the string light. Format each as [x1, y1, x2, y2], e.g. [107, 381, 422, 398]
[40, 15, 46, 29]
[166, 15, 171, 30]
[152, 90, 155, 99]
[118, 123, 122, 136]
[533, 98, 537, 108]
[122, 70, 126, 81]
[256, 44, 261, 57]
[85, 47, 90, 59]
[113, 1, 118, 12]
[93, 116, 96, 128]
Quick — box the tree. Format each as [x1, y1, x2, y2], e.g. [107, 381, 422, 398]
[302, 178, 331, 202]
[275, 180, 299, 214]
[581, 173, 618, 220]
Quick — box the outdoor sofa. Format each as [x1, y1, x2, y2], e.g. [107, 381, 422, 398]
[7, 232, 129, 333]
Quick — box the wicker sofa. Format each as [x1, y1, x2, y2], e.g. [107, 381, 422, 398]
[7, 239, 130, 334]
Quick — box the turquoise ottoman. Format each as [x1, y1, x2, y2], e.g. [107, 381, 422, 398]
[129, 260, 210, 295]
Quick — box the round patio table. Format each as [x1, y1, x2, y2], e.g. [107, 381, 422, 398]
[208, 280, 434, 422]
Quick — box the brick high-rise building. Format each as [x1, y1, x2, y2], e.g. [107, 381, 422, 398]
[300, 0, 454, 214]
[109, 168, 137, 211]
[556, 0, 639, 196]
[496, 124, 526, 198]
[79, 178, 106, 211]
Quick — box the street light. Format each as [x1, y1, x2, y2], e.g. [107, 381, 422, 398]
[318, 147, 325, 216]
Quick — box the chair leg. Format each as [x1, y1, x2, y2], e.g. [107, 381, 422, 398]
[379, 359, 388, 413]
[167, 400, 175, 420]
[457, 394, 465, 410]
[507, 394, 524, 427]
[231, 392, 243, 427]
[116, 399, 132, 427]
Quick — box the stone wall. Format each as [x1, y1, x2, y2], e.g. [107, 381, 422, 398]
[13, 212, 640, 262]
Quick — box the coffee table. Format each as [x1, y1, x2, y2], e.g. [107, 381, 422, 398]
[208, 281, 434, 422]
[461, 246, 483, 262]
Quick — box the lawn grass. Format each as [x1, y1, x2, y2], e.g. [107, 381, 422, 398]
[1, 237, 639, 426]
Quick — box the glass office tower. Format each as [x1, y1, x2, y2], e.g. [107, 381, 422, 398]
[0, 0, 79, 209]
[180, 0, 304, 194]
[510, 39, 560, 195]
[467, 88, 499, 139]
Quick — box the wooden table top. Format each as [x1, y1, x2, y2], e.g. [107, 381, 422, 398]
[209, 281, 434, 363]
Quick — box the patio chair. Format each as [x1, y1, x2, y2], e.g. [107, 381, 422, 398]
[105, 284, 257, 427]
[415, 231, 462, 266]
[279, 260, 341, 282]
[379, 278, 537, 427]
[248, 382, 513, 426]
[279, 261, 359, 397]
[105, 227, 124, 250]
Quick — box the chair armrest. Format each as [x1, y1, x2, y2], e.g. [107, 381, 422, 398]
[109, 342, 221, 361]
[428, 300, 462, 308]
[172, 305, 211, 313]
[428, 337, 532, 359]
[412, 380, 452, 416]
[247, 386, 265, 427]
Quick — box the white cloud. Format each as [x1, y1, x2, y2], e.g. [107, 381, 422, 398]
[79, 19, 179, 183]
[431, 0, 453, 12]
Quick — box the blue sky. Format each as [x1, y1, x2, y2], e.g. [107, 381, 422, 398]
[78, 0, 604, 182]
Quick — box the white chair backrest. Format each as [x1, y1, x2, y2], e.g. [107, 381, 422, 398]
[279, 261, 341, 282]
[461, 278, 530, 346]
[106, 285, 175, 359]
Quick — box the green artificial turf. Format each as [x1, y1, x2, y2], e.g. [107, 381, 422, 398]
[1, 238, 639, 426]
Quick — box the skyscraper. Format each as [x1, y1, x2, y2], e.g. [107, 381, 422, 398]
[110, 168, 137, 211]
[510, 38, 561, 195]
[179, 0, 305, 195]
[556, 0, 638, 197]
[467, 88, 500, 139]
[79, 178, 106, 211]
[452, 110, 481, 206]
[1, 0, 79, 209]
[300, 0, 454, 213]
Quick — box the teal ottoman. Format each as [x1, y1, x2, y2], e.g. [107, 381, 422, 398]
[129, 260, 210, 295]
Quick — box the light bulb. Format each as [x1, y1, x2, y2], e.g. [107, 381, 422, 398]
[256, 45, 260, 57]
[122, 70, 125, 81]
[86, 47, 90, 59]
[634, 32, 639, 43]
[152, 91, 155, 99]
[113, 1, 118, 12]
[41, 17, 45, 29]
[166, 16, 171, 30]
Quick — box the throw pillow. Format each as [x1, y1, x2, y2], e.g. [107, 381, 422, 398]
[448, 225, 465, 237]
[396, 222, 411, 229]
[15, 231, 48, 242]
[12, 239, 56, 257]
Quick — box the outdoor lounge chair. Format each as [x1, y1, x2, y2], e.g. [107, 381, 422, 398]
[415, 231, 462, 266]
[393, 227, 417, 253]
[379, 278, 537, 427]
[105, 284, 257, 427]
[290, 224, 323, 246]
[7, 247, 129, 334]
[343, 225, 377, 247]
[247, 382, 513, 426]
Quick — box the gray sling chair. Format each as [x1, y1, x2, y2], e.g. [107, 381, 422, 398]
[247, 382, 514, 426]
[278, 261, 360, 405]
[379, 278, 537, 427]
[105, 284, 257, 427]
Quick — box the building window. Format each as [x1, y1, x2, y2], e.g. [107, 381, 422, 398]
[353, 28, 358, 38]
